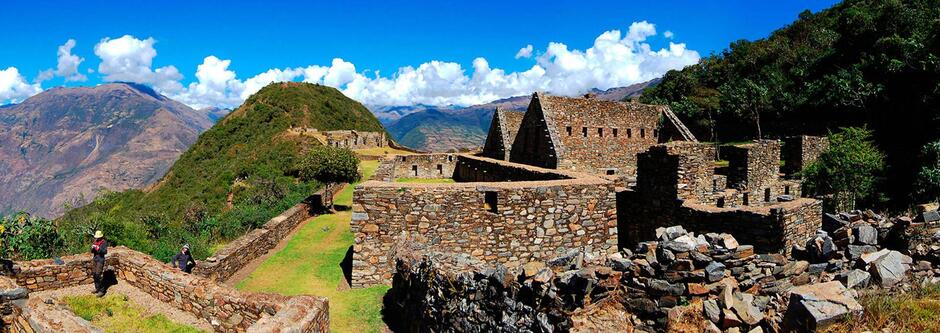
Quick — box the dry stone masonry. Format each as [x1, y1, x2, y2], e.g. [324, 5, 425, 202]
[2, 247, 329, 333]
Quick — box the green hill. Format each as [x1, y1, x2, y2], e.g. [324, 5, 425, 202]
[57, 82, 387, 260]
[641, 0, 940, 207]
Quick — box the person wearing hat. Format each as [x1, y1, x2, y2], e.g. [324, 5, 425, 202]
[172, 244, 196, 273]
[90, 230, 108, 297]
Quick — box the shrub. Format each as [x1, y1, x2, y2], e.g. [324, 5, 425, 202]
[802, 127, 885, 211]
[1, 213, 65, 260]
[916, 140, 940, 203]
[297, 146, 361, 184]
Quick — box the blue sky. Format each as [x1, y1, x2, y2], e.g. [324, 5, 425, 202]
[0, 0, 840, 108]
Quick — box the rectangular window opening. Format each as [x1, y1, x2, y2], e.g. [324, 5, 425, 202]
[412, 165, 418, 177]
[627, 128, 632, 138]
[598, 128, 604, 137]
[640, 128, 646, 138]
[784, 185, 791, 195]
[582, 127, 588, 137]
[613, 128, 619, 137]
[606, 169, 615, 175]
[742, 193, 750, 206]
[437, 164, 443, 175]
[448, 155, 453, 162]
[483, 191, 498, 213]
[566, 126, 572, 136]
[717, 197, 725, 208]
[400, 156, 407, 162]
[764, 188, 771, 202]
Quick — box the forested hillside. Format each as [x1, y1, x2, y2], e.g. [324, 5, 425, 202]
[53, 82, 386, 260]
[642, 0, 940, 207]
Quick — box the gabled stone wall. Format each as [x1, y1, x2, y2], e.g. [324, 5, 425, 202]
[388, 154, 458, 179]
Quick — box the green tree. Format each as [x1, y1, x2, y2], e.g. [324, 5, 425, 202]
[719, 78, 769, 139]
[297, 146, 361, 184]
[916, 140, 940, 203]
[802, 127, 885, 211]
[1, 213, 65, 260]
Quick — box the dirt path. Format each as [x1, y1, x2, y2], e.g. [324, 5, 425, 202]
[31, 283, 215, 331]
[223, 184, 348, 286]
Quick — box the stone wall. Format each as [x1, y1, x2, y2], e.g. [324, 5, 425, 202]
[782, 136, 829, 176]
[194, 186, 339, 282]
[9, 248, 330, 333]
[725, 140, 781, 193]
[323, 130, 386, 150]
[453, 155, 571, 182]
[388, 154, 458, 179]
[351, 162, 618, 287]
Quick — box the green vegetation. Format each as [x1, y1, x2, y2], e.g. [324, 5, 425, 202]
[298, 146, 361, 184]
[64, 294, 204, 333]
[642, 0, 940, 208]
[394, 178, 456, 184]
[0, 213, 64, 260]
[237, 160, 389, 333]
[802, 127, 885, 211]
[822, 284, 940, 332]
[916, 140, 940, 203]
[53, 83, 387, 261]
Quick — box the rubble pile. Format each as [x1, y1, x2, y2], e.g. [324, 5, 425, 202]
[390, 211, 939, 332]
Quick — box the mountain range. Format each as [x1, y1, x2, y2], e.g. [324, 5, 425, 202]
[379, 79, 660, 151]
[0, 83, 213, 218]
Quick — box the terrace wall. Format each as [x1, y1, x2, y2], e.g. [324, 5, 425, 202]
[194, 184, 340, 282]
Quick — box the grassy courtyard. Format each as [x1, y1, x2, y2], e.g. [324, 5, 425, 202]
[64, 294, 204, 333]
[236, 160, 390, 332]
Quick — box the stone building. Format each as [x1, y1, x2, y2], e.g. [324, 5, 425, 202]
[618, 141, 821, 253]
[508, 92, 695, 176]
[782, 135, 829, 176]
[351, 154, 618, 287]
[349, 93, 825, 289]
[480, 108, 525, 161]
[322, 130, 386, 149]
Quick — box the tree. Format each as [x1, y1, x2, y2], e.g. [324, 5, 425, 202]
[802, 127, 885, 211]
[916, 140, 940, 203]
[0, 213, 65, 260]
[297, 146, 361, 184]
[719, 78, 769, 139]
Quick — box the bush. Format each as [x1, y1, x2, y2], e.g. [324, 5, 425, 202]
[297, 146, 361, 184]
[1, 213, 65, 260]
[802, 127, 885, 211]
[916, 140, 940, 203]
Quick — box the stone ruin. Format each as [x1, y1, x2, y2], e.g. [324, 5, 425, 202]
[350, 93, 830, 291]
[287, 127, 387, 150]
[0, 248, 328, 333]
[1, 184, 343, 333]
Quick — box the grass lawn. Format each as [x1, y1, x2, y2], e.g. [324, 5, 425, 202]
[64, 294, 204, 333]
[236, 160, 390, 333]
[354, 147, 415, 156]
[822, 284, 940, 332]
[394, 177, 456, 184]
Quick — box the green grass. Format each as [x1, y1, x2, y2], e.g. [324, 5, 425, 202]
[394, 178, 456, 184]
[64, 294, 204, 333]
[237, 160, 390, 333]
[353, 147, 414, 156]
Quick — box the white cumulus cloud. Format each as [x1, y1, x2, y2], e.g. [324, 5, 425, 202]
[515, 44, 533, 59]
[0, 67, 42, 104]
[37, 39, 87, 83]
[94, 35, 183, 92]
[663, 30, 674, 39]
[67, 22, 699, 109]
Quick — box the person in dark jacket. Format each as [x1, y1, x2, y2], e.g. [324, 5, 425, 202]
[90, 230, 108, 297]
[172, 244, 196, 273]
